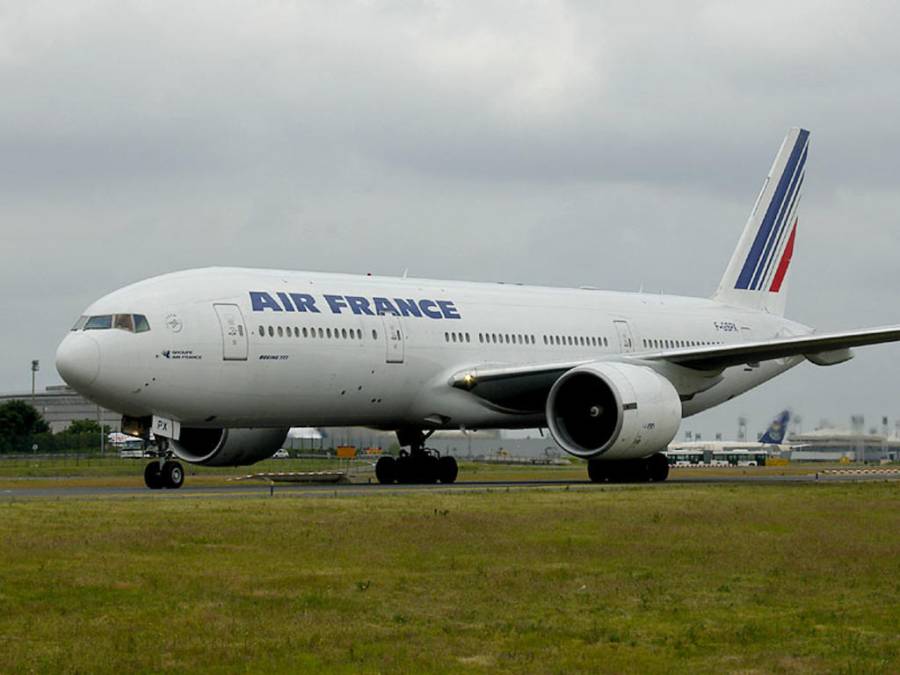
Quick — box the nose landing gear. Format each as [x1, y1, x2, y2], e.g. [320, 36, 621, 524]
[375, 429, 459, 485]
[142, 438, 185, 490]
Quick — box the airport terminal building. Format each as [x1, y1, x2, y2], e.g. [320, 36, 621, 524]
[788, 428, 900, 463]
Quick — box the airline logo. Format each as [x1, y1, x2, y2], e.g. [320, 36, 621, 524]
[249, 291, 462, 319]
[735, 129, 809, 292]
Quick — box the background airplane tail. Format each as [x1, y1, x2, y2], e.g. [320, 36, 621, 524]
[713, 127, 809, 316]
[759, 409, 791, 444]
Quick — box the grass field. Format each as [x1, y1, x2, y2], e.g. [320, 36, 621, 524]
[1, 481, 898, 672]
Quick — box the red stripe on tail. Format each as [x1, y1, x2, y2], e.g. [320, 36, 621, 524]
[769, 220, 797, 293]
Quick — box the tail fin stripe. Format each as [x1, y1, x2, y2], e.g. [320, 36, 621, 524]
[760, 175, 803, 291]
[750, 145, 807, 289]
[755, 167, 805, 290]
[768, 220, 797, 293]
[734, 129, 810, 290]
[745, 138, 808, 289]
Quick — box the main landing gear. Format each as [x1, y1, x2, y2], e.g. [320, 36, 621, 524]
[587, 452, 670, 484]
[375, 429, 459, 485]
[143, 438, 185, 490]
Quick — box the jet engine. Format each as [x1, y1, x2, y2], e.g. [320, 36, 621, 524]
[546, 362, 681, 459]
[169, 427, 289, 466]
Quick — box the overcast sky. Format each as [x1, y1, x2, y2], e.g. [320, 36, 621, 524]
[2, 0, 899, 439]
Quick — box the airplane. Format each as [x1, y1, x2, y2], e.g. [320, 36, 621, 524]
[55, 127, 900, 489]
[667, 409, 792, 453]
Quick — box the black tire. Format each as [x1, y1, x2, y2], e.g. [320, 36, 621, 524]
[606, 460, 648, 483]
[647, 453, 670, 482]
[395, 454, 414, 484]
[587, 459, 608, 483]
[438, 456, 458, 484]
[144, 462, 163, 490]
[375, 456, 397, 484]
[162, 461, 185, 489]
[627, 459, 650, 483]
[422, 454, 440, 484]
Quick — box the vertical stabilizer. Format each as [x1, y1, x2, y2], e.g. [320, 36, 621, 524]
[759, 410, 790, 444]
[714, 128, 809, 315]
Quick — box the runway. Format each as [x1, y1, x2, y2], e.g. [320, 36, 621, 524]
[2, 470, 898, 500]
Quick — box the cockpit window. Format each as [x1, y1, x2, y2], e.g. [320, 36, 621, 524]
[114, 314, 134, 332]
[84, 315, 113, 330]
[80, 314, 151, 332]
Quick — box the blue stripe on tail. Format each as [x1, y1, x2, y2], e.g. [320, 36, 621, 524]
[750, 145, 807, 289]
[734, 129, 810, 290]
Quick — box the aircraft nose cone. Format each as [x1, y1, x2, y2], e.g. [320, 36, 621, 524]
[56, 333, 100, 390]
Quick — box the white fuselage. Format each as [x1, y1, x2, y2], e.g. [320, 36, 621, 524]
[56, 267, 810, 432]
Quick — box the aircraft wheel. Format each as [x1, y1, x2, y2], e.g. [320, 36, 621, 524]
[375, 456, 397, 484]
[423, 454, 440, 484]
[647, 453, 670, 482]
[587, 459, 608, 483]
[438, 456, 458, 484]
[162, 461, 185, 489]
[144, 462, 163, 490]
[631, 460, 651, 483]
[606, 460, 648, 483]
[395, 453, 415, 484]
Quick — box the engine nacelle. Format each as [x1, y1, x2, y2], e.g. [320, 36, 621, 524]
[169, 427, 289, 467]
[546, 362, 681, 460]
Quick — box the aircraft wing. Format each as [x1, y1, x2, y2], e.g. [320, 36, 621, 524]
[648, 324, 900, 370]
[449, 325, 900, 411]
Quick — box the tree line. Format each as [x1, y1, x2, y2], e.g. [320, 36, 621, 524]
[0, 400, 112, 453]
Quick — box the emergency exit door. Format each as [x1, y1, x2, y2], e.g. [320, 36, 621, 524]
[214, 303, 248, 361]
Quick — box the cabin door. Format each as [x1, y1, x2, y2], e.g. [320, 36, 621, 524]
[613, 320, 635, 353]
[382, 314, 405, 364]
[214, 303, 249, 361]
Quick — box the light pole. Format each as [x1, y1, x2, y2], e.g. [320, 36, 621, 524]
[851, 415, 865, 464]
[97, 404, 104, 455]
[31, 360, 39, 406]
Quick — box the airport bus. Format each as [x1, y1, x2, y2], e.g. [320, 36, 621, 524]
[665, 449, 705, 466]
[711, 449, 768, 466]
[665, 449, 768, 467]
